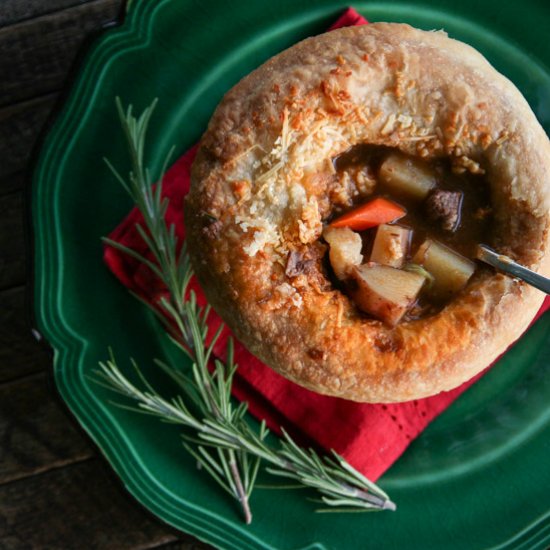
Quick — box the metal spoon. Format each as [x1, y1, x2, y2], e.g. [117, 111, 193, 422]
[476, 244, 550, 295]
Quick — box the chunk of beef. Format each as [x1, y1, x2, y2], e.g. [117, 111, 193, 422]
[425, 189, 462, 231]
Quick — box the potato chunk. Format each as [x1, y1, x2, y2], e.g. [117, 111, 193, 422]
[350, 264, 426, 326]
[323, 226, 363, 280]
[413, 239, 476, 300]
[379, 153, 436, 200]
[370, 224, 411, 268]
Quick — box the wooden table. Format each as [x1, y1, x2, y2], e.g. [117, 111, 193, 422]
[1, 2, 210, 547]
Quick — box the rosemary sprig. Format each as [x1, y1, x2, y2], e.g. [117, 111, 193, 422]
[99, 98, 396, 522]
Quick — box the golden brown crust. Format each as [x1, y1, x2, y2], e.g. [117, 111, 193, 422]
[185, 23, 550, 402]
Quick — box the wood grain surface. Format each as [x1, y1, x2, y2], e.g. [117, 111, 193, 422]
[0, 287, 50, 383]
[0, 1, 212, 547]
[0, 0, 122, 106]
[0, 95, 58, 182]
[1, 1, 99, 27]
[0, 193, 26, 289]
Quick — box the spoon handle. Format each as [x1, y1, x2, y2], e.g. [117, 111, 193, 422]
[476, 244, 550, 295]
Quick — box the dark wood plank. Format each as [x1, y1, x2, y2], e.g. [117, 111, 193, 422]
[0, 191, 26, 289]
[0, 0, 123, 107]
[0, 172, 27, 198]
[0, 372, 93, 484]
[0, 459, 205, 549]
[0, 1, 98, 27]
[0, 94, 57, 183]
[0, 286, 51, 383]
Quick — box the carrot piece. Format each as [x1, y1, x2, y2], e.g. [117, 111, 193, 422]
[330, 197, 406, 231]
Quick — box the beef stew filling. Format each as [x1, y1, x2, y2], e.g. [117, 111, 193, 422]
[324, 144, 493, 325]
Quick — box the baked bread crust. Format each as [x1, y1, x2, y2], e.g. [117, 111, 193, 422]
[185, 23, 550, 402]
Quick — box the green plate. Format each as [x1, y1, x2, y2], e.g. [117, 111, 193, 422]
[32, 1, 550, 548]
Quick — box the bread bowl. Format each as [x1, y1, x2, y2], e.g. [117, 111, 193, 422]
[185, 23, 550, 402]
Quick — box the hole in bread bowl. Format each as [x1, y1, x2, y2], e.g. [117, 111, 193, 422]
[321, 144, 494, 324]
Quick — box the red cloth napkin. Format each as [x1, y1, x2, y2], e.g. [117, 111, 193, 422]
[104, 8, 550, 481]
